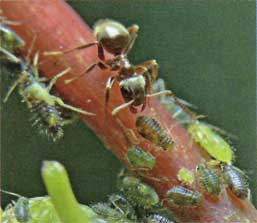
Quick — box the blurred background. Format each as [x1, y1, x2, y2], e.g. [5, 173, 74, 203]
[2, 1, 256, 207]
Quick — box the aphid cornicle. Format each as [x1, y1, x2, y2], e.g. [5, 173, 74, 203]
[197, 163, 221, 196]
[45, 19, 171, 115]
[222, 164, 249, 199]
[2, 49, 95, 141]
[136, 116, 174, 151]
[166, 186, 203, 206]
[127, 146, 156, 170]
[118, 176, 159, 209]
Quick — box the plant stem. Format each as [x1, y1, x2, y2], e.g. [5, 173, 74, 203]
[1, 1, 257, 222]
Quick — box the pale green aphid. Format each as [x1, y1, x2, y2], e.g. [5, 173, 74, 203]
[127, 146, 156, 169]
[177, 167, 195, 185]
[188, 121, 233, 164]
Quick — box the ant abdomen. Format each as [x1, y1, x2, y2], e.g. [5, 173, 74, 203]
[94, 19, 132, 55]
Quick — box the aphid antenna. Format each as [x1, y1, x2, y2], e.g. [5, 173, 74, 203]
[0, 189, 22, 198]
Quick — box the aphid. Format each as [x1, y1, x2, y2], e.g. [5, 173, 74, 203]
[1, 190, 30, 222]
[0, 20, 25, 53]
[127, 146, 156, 170]
[136, 116, 174, 151]
[118, 176, 159, 209]
[152, 78, 194, 126]
[196, 163, 221, 196]
[166, 186, 203, 206]
[188, 121, 233, 164]
[2, 50, 95, 141]
[222, 164, 249, 199]
[108, 194, 137, 221]
[145, 214, 176, 223]
[177, 167, 195, 185]
[45, 19, 171, 115]
[91, 202, 124, 220]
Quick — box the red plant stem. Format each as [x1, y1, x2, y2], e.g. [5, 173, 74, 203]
[1, 1, 256, 222]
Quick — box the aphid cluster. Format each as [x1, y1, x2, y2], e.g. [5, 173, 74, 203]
[1, 22, 95, 141]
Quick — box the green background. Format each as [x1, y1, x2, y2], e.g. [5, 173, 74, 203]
[2, 1, 256, 208]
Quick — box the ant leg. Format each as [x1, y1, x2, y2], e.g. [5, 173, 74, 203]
[53, 97, 95, 116]
[105, 76, 116, 108]
[46, 67, 71, 92]
[0, 47, 21, 63]
[43, 41, 98, 56]
[136, 59, 159, 81]
[147, 90, 172, 98]
[112, 99, 135, 116]
[124, 24, 139, 55]
[3, 72, 27, 103]
[65, 61, 107, 84]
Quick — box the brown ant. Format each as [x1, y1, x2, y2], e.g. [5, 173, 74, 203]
[45, 19, 171, 116]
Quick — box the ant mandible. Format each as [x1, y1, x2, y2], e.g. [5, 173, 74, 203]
[45, 19, 171, 116]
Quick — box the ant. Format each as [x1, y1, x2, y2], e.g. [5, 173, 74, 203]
[45, 19, 172, 116]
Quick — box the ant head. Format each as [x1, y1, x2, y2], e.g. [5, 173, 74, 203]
[94, 19, 130, 55]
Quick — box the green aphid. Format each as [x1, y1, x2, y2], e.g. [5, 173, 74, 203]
[91, 202, 124, 220]
[118, 176, 159, 209]
[13, 197, 30, 222]
[152, 79, 192, 126]
[222, 164, 249, 199]
[127, 146, 156, 169]
[0, 25, 25, 52]
[197, 163, 221, 196]
[188, 121, 233, 164]
[108, 194, 137, 221]
[177, 167, 195, 185]
[166, 186, 203, 206]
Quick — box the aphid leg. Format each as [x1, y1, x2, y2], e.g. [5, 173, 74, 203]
[124, 24, 139, 55]
[0, 47, 21, 63]
[53, 97, 95, 116]
[32, 51, 40, 79]
[3, 72, 27, 103]
[46, 67, 72, 92]
[111, 99, 135, 117]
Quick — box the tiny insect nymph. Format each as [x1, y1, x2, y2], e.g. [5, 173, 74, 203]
[136, 116, 174, 151]
[118, 175, 159, 209]
[45, 19, 171, 115]
[1, 190, 30, 222]
[2, 49, 95, 141]
[166, 186, 203, 207]
[127, 146, 156, 170]
[145, 214, 176, 223]
[222, 164, 249, 199]
[108, 194, 137, 221]
[196, 163, 221, 196]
